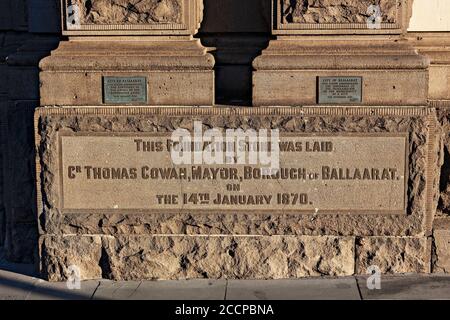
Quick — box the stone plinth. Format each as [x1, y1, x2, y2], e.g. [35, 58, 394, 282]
[40, 0, 214, 106]
[253, 0, 428, 106]
[35, 106, 438, 281]
[254, 38, 429, 106]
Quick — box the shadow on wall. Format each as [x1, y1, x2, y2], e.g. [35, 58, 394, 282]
[0, 0, 60, 264]
[199, 0, 272, 105]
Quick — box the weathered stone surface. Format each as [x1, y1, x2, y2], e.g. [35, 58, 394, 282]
[71, 0, 183, 24]
[40, 235, 103, 281]
[40, 235, 355, 281]
[356, 237, 431, 274]
[433, 230, 450, 273]
[281, 0, 398, 24]
[432, 218, 450, 273]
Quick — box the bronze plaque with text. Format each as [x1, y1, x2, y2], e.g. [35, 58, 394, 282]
[318, 77, 362, 104]
[103, 76, 147, 104]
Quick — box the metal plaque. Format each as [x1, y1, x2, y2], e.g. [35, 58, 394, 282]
[103, 76, 147, 104]
[318, 77, 362, 104]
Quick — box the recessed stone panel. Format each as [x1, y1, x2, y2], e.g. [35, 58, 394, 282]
[62, 0, 203, 35]
[58, 133, 407, 214]
[274, 0, 409, 35]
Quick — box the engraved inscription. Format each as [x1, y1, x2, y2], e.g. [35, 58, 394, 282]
[318, 77, 362, 104]
[281, 0, 398, 24]
[103, 76, 147, 104]
[67, 0, 183, 24]
[60, 133, 407, 213]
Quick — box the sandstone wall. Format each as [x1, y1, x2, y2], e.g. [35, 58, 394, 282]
[0, 0, 449, 278]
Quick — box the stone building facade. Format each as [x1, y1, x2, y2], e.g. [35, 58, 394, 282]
[0, 0, 449, 279]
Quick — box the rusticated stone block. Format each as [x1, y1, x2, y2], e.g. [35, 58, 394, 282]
[432, 218, 450, 273]
[433, 230, 450, 273]
[40, 235, 355, 281]
[356, 237, 432, 274]
[40, 235, 103, 282]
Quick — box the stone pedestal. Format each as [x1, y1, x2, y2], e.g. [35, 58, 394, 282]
[253, 0, 428, 106]
[40, 0, 214, 106]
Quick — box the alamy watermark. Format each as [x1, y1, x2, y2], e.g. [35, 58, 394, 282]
[66, 4, 81, 30]
[367, 5, 382, 29]
[366, 265, 382, 290]
[170, 121, 281, 175]
[66, 265, 81, 290]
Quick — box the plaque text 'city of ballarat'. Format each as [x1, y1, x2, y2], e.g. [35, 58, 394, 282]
[318, 77, 362, 104]
[103, 76, 147, 104]
[59, 133, 408, 214]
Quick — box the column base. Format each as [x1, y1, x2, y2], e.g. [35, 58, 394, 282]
[253, 38, 429, 106]
[40, 39, 215, 106]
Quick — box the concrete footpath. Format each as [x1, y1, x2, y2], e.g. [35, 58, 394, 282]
[1, 260, 450, 300]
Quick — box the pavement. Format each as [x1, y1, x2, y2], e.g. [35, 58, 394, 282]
[1, 252, 449, 300]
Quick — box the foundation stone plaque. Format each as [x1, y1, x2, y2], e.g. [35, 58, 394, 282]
[318, 77, 362, 104]
[59, 133, 407, 214]
[103, 76, 147, 104]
